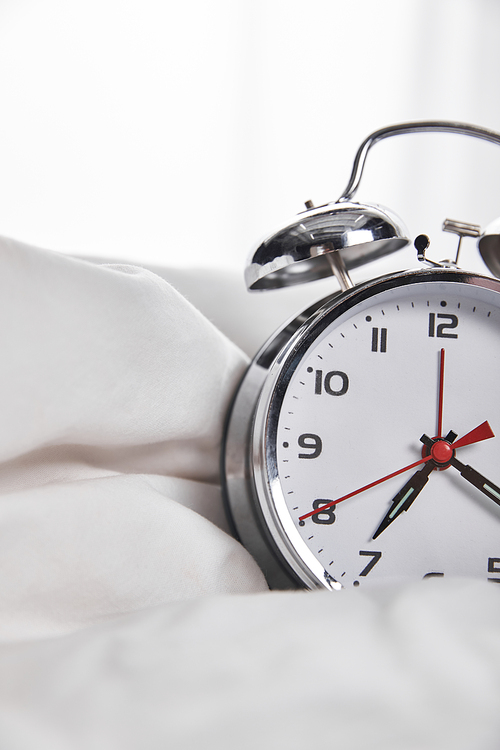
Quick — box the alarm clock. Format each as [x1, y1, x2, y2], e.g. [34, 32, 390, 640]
[222, 121, 500, 591]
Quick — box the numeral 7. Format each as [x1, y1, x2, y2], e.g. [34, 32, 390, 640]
[359, 550, 382, 576]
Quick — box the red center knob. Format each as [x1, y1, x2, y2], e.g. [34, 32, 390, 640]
[431, 440, 453, 464]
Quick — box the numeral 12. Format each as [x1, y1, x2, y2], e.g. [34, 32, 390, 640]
[428, 313, 458, 338]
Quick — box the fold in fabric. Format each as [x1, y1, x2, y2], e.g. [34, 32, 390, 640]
[1, 580, 500, 750]
[0, 236, 267, 640]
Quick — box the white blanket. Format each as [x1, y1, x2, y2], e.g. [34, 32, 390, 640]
[0, 236, 499, 749]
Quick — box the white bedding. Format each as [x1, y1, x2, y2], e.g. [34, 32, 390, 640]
[0, 236, 499, 749]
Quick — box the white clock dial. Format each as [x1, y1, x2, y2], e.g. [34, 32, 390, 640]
[254, 272, 500, 589]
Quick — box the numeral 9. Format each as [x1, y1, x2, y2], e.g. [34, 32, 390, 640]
[298, 433, 322, 459]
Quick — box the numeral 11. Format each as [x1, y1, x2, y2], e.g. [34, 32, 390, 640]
[371, 327, 387, 353]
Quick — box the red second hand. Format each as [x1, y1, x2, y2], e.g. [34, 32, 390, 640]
[298, 455, 434, 522]
[298, 420, 495, 523]
[437, 348, 445, 438]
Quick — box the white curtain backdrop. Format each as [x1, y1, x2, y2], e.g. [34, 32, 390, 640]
[0, 0, 499, 275]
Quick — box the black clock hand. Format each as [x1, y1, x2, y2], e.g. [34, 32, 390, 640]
[449, 456, 500, 507]
[372, 428, 459, 540]
[372, 461, 435, 540]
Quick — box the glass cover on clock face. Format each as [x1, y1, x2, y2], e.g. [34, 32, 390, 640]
[257, 273, 500, 590]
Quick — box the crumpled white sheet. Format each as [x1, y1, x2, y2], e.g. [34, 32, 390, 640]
[0, 235, 268, 643]
[0, 236, 499, 749]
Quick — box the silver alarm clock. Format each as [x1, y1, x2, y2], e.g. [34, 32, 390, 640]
[222, 121, 500, 591]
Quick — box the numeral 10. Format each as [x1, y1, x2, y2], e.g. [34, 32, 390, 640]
[314, 370, 349, 396]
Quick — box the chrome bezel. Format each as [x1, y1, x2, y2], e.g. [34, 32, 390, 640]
[222, 268, 500, 589]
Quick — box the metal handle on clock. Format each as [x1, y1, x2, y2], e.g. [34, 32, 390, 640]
[338, 120, 500, 203]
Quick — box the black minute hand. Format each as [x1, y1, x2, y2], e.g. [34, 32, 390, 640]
[372, 462, 435, 540]
[449, 456, 500, 507]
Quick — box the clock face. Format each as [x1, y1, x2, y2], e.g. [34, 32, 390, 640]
[253, 270, 500, 590]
